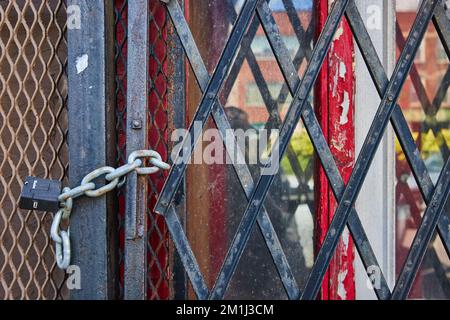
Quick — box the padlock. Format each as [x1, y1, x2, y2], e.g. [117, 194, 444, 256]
[19, 177, 62, 212]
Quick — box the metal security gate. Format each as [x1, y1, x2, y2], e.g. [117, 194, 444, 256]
[0, 0, 68, 299]
[114, 0, 172, 299]
[135, 0, 450, 300]
[2, 0, 449, 301]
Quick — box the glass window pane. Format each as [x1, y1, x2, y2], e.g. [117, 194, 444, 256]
[395, 0, 450, 300]
[182, 0, 315, 299]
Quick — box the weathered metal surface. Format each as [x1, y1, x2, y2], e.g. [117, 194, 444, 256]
[67, 0, 116, 300]
[123, 0, 150, 300]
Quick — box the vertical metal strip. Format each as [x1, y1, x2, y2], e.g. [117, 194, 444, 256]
[124, 0, 150, 300]
[168, 0, 188, 299]
[68, 0, 116, 299]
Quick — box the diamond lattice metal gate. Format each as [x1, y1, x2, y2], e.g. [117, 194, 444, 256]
[0, 0, 68, 299]
[140, 0, 450, 300]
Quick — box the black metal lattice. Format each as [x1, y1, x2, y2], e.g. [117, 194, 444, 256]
[154, 0, 450, 300]
[395, 16, 450, 297]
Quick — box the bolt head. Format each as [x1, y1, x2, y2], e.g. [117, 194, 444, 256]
[131, 119, 142, 129]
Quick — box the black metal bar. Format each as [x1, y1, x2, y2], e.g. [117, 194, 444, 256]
[345, 0, 450, 255]
[431, 3, 450, 158]
[155, 0, 259, 216]
[302, 0, 439, 300]
[396, 180, 450, 296]
[244, 47, 278, 115]
[210, 0, 350, 300]
[434, 2, 450, 60]
[166, 205, 209, 299]
[222, 0, 314, 199]
[427, 243, 450, 296]
[431, 67, 450, 119]
[226, 0, 315, 217]
[257, 0, 391, 299]
[123, 0, 150, 299]
[223, 0, 313, 107]
[257, 2, 299, 89]
[392, 158, 450, 299]
[221, 10, 263, 102]
[165, 0, 300, 299]
[395, 22, 432, 113]
[281, 0, 313, 59]
[67, 0, 116, 299]
[223, 0, 312, 195]
[396, 22, 450, 159]
[276, 23, 314, 106]
[211, 105, 301, 299]
[169, 0, 188, 300]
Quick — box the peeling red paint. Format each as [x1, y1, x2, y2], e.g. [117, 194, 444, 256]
[314, 0, 355, 300]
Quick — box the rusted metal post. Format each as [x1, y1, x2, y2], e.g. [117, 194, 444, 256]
[314, 0, 356, 300]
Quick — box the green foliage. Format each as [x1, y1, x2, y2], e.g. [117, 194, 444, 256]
[280, 131, 314, 175]
[396, 129, 450, 161]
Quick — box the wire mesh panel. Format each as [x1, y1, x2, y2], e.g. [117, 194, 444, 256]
[114, 0, 171, 299]
[0, 0, 68, 299]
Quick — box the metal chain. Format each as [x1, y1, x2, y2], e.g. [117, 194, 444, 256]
[50, 150, 170, 269]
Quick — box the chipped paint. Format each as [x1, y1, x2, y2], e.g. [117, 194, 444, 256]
[334, 26, 344, 41]
[315, 0, 355, 300]
[332, 65, 339, 97]
[340, 91, 350, 125]
[339, 61, 347, 78]
[342, 228, 350, 250]
[337, 270, 348, 299]
[333, 60, 347, 98]
[76, 54, 89, 74]
[332, 133, 345, 151]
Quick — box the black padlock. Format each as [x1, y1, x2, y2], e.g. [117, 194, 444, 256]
[19, 177, 62, 212]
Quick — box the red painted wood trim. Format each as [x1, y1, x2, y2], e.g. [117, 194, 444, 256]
[314, 0, 355, 300]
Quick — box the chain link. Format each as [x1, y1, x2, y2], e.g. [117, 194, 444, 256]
[50, 150, 170, 270]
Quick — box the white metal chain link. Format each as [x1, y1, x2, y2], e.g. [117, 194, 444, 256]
[50, 150, 170, 269]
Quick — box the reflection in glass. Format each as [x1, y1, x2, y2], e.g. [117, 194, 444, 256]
[184, 0, 315, 299]
[396, 0, 450, 299]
